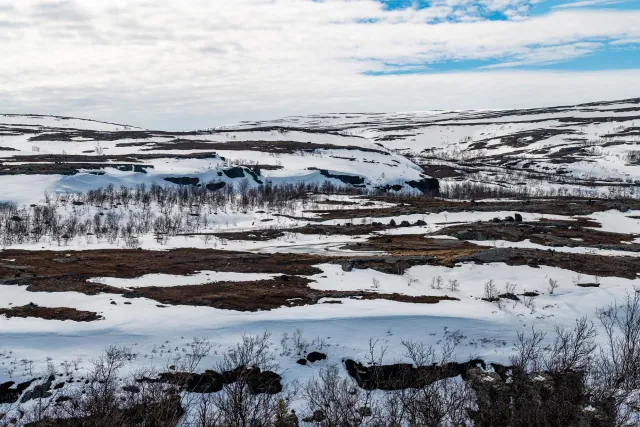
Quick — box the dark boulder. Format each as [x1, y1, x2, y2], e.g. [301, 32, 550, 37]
[222, 167, 245, 179]
[405, 178, 440, 195]
[306, 352, 327, 363]
[164, 176, 200, 186]
[205, 181, 226, 191]
[303, 410, 326, 423]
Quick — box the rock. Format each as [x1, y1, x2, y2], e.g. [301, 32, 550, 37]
[341, 261, 354, 272]
[415, 219, 427, 226]
[389, 219, 396, 226]
[20, 377, 53, 403]
[312, 169, 365, 186]
[123, 385, 141, 393]
[344, 358, 485, 390]
[405, 178, 440, 195]
[155, 371, 224, 393]
[504, 216, 515, 222]
[296, 359, 307, 366]
[222, 167, 245, 179]
[306, 352, 327, 363]
[358, 406, 373, 417]
[164, 176, 200, 186]
[246, 369, 283, 394]
[205, 181, 226, 192]
[522, 292, 539, 297]
[492, 217, 501, 223]
[303, 410, 326, 423]
[52, 257, 78, 264]
[498, 293, 520, 301]
[110, 301, 117, 305]
[399, 220, 411, 227]
[577, 283, 600, 288]
[514, 213, 523, 222]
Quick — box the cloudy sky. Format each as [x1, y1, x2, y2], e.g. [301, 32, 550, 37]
[1, 0, 639, 130]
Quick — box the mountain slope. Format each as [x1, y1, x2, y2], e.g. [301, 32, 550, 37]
[220, 97, 640, 198]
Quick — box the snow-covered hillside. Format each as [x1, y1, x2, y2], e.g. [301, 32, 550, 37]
[221, 97, 640, 198]
[0, 114, 435, 206]
[1, 101, 640, 425]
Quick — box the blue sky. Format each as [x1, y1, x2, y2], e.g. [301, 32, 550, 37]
[366, 0, 640, 75]
[0, 0, 639, 129]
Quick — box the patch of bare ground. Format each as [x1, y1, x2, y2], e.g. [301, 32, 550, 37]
[130, 275, 457, 311]
[308, 197, 640, 220]
[0, 249, 455, 311]
[0, 249, 326, 295]
[435, 219, 640, 252]
[340, 234, 640, 279]
[455, 248, 640, 280]
[116, 139, 388, 155]
[343, 236, 480, 263]
[0, 304, 102, 322]
[209, 223, 391, 241]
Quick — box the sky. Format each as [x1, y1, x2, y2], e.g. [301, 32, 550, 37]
[0, 0, 639, 130]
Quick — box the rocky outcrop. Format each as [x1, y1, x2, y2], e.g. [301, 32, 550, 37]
[406, 177, 440, 195]
[344, 359, 485, 390]
[310, 168, 365, 186]
[150, 366, 282, 395]
[164, 176, 200, 186]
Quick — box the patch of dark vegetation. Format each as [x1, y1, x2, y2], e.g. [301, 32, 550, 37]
[0, 163, 154, 176]
[132, 275, 457, 311]
[310, 196, 640, 220]
[437, 218, 640, 252]
[309, 168, 365, 186]
[456, 248, 640, 280]
[0, 303, 102, 322]
[163, 176, 200, 186]
[0, 249, 456, 311]
[210, 223, 390, 241]
[341, 235, 481, 261]
[117, 139, 389, 155]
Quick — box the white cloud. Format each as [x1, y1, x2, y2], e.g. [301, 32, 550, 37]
[553, 0, 632, 9]
[0, 0, 638, 129]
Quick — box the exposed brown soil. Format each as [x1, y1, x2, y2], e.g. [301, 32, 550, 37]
[131, 275, 457, 311]
[344, 236, 480, 261]
[0, 249, 456, 311]
[435, 219, 640, 252]
[455, 248, 640, 280]
[210, 223, 391, 241]
[339, 233, 640, 279]
[309, 197, 640, 220]
[0, 162, 151, 176]
[116, 139, 388, 155]
[0, 304, 102, 322]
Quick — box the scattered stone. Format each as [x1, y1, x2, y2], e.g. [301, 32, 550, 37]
[306, 352, 327, 363]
